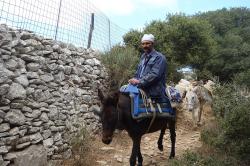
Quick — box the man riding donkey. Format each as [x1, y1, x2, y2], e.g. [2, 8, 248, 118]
[97, 34, 176, 166]
[128, 34, 174, 115]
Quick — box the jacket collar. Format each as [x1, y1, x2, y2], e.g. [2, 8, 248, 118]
[143, 49, 156, 58]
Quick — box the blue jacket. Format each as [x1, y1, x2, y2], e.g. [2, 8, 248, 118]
[135, 50, 167, 98]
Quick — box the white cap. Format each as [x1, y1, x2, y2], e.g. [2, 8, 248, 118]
[141, 34, 155, 43]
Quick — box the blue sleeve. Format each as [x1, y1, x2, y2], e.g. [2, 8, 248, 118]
[138, 55, 166, 88]
[134, 55, 143, 79]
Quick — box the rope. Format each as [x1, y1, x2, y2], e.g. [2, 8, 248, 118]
[138, 89, 156, 133]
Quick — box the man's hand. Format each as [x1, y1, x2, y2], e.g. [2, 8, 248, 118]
[128, 78, 140, 85]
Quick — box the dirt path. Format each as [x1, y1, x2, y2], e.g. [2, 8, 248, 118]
[92, 105, 214, 166]
[61, 105, 213, 166]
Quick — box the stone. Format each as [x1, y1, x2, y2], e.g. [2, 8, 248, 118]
[1, 161, 10, 166]
[40, 113, 49, 122]
[4, 145, 47, 166]
[61, 48, 71, 55]
[15, 75, 29, 87]
[89, 105, 100, 113]
[0, 132, 10, 137]
[43, 138, 53, 148]
[18, 129, 27, 137]
[48, 107, 58, 120]
[29, 79, 45, 85]
[26, 102, 42, 109]
[27, 72, 39, 79]
[0, 146, 8, 154]
[33, 121, 43, 127]
[10, 102, 23, 109]
[31, 109, 41, 119]
[0, 106, 10, 111]
[0, 110, 6, 118]
[85, 59, 95, 66]
[93, 69, 101, 75]
[50, 126, 65, 132]
[30, 133, 43, 144]
[9, 127, 19, 136]
[82, 95, 91, 103]
[63, 149, 72, 159]
[17, 46, 35, 54]
[42, 130, 52, 139]
[1, 135, 19, 145]
[26, 87, 35, 95]
[54, 132, 62, 142]
[20, 54, 39, 62]
[0, 64, 15, 83]
[71, 75, 81, 84]
[22, 106, 33, 113]
[20, 31, 33, 40]
[0, 123, 10, 132]
[5, 109, 26, 125]
[28, 126, 40, 134]
[27, 63, 40, 71]
[100, 147, 115, 151]
[40, 74, 54, 82]
[96, 160, 107, 165]
[0, 98, 10, 105]
[64, 66, 72, 75]
[6, 83, 26, 100]
[5, 59, 18, 71]
[16, 142, 31, 149]
[54, 71, 65, 82]
[79, 104, 88, 113]
[0, 84, 10, 95]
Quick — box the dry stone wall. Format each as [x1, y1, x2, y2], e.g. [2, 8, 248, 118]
[0, 24, 107, 166]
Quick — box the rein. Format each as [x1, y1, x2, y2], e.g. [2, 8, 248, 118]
[115, 98, 124, 130]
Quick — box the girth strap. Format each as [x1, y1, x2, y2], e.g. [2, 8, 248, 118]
[138, 89, 157, 133]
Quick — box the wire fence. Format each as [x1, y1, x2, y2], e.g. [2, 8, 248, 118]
[0, 0, 127, 51]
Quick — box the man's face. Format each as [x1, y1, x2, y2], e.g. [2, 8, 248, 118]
[141, 41, 153, 53]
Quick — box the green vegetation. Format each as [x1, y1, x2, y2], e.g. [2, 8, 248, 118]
[101, 45, 139, 90]
[201, 83, 250, 164]
[123, 7, 250, 84]
[101, 7, 250, 166]
[169, 151, 239, 166]
[70, 128, 92, 166]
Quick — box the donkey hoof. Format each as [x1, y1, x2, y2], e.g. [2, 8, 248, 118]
[169, 153, 175, 159]
[158, 144, 163, 151]
[137, 163, 143, 166]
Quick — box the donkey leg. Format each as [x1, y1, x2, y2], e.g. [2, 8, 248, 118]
[137, 145, 143, 166]
[198, 102, 204, 124]
[130, 137, 142, 166]
[169, 120, 176, 159]
[157, 127, 166, 151]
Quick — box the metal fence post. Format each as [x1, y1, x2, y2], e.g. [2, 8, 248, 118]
[55, 0, 63, 40]
[87, 13, 94, 49]
[108, 19, 111, 50]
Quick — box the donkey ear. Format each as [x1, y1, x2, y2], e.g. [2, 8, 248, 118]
[98, 89, 105, 102]
[110, 91, 119, 104]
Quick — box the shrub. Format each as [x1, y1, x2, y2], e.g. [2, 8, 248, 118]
[101, 45, 139, 90]
[169, 151, 238, 166]
[201, 83, 250, 164]
[70, 128, 92, 166]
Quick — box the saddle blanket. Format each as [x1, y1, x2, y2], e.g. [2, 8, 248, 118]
[120, 84, 175, 120]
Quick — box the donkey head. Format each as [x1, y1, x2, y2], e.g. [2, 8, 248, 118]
[97, 89, 119, 144]
[185, 88, 200, 112]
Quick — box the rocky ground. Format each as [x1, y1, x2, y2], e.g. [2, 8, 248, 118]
[60, 105, 213, 166]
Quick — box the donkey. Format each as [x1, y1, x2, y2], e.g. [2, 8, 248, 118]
[185, 85, 212, 125]
[96, 89, 176, 166]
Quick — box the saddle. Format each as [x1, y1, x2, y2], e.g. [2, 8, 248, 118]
[120, 84, 175, 120]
